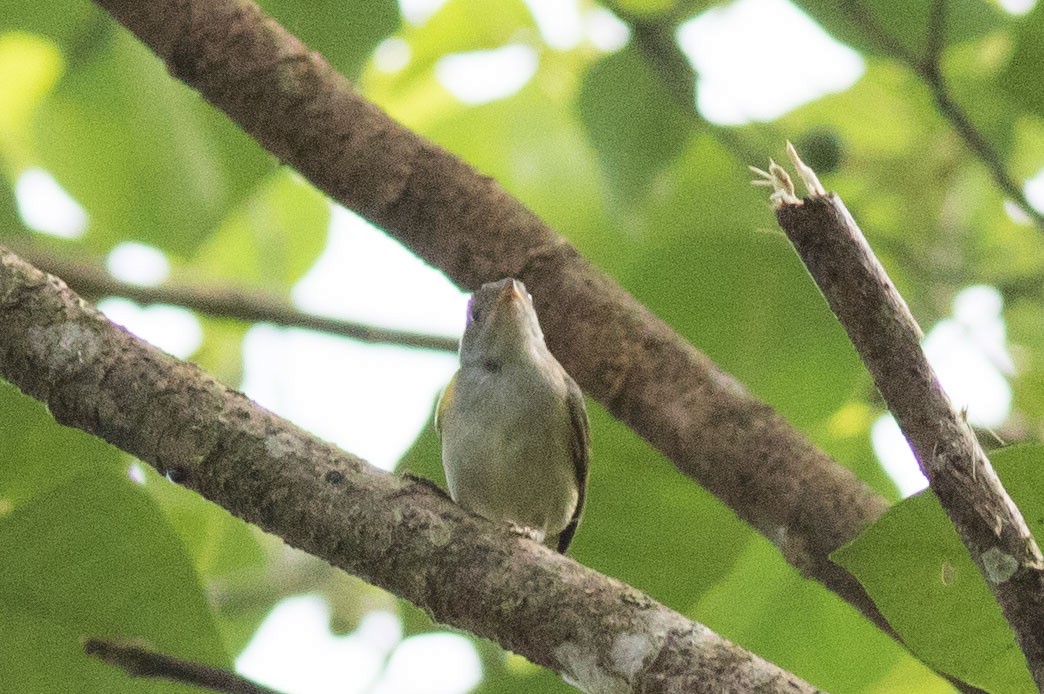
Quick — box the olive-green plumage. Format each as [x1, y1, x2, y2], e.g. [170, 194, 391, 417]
[436, 278, 589, 553]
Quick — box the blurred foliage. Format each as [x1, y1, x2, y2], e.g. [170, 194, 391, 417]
[1, 0, 1043, 692]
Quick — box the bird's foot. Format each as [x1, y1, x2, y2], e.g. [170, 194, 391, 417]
[508, 523, 546, 544]
[402, 472, 452, 500]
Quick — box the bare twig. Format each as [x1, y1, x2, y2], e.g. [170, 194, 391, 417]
[757, 144, 1044, 689]
[84, 639, 281, 694]
[11, 245, 458, 353]
[839, 0, 1044, 231]
[923, 0, 948, 80]
[89, 0, 895, 645]
[1, 247, 817, 693]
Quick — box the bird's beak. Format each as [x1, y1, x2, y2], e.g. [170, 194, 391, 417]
[498, 279, 526, 304]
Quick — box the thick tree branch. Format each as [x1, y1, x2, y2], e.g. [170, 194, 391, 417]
[839, 0, 1044, 232]
[0, 247, 816, 693]
[89, 0, 894, 637]
[758, 147, 1044, 689]
[84, 639, 281, 694]
[8, 244, 458, 352]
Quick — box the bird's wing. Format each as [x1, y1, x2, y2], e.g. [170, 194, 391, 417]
[434, 371, 458, 436]
[557, 375, 590, 554]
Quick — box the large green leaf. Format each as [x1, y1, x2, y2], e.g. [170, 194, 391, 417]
[695, 538, 949, 692]
[577, 45, 696, 203]
[0, 0, 99, 47]
[141, 462, 268, 655]
[832, 445, 1042, 693]
[633, 135, 863, 429]
[1000, 1, 1044, 118]
[189, 170, 330, 289]
[0, 470, 229, 689]
[399, 0, 535, 75]
[425, 79, 612, 246]
[0, 380, 122, 507]
[791, 0, 1002, 59]
[32, 28, 274, 257]
[609, 0, 711, 19]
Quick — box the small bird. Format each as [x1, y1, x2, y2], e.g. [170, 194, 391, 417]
[436, 278, 590, 553]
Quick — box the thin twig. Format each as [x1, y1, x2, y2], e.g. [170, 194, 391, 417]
[757, 144, 1044, 689]
[10, 245, 458, 353]
[923, 0, 948, 80]
[839, 0, 1044, 231]
[84, 639, 282, 694]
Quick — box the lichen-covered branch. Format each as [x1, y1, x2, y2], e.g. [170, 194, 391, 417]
[758, 146, 1044, 689]
[0, 247, 817, 693]
[89, 0, 893, 636]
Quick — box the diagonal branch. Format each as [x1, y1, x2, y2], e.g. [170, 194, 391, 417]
[839, 0, 1044, 232]
[84, 639, 282, 694]
[8, 243, 458, 352]
[88, 0, 894, 640]
[759, 145, 1044, 689]
[0, 246, 816, 693]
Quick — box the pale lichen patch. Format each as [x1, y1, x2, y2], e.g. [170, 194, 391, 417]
[29, 322, 101, 372]
[610, 632, 655, 681]
[981, 546, 1019, 584]
[264, 431, 296, 459]
[555, 640, 628, 694]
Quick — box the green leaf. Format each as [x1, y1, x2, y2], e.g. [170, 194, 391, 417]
[0, 0, 99, 46]
[425, 79, 611, 245]
[0, 380, 123, 507]
[0, 469, 230, 687]
[634, 136, 863, 428]
[791, 0, 1002, 59]
[189, 170, 330, 289]
[400, 0, 535, 74]
[1000, 2, 1044, 118]
[32, 29, 275, 257]
[577, 45, 695, 203]
[0, 31, 66, 169]
[610, 0, 709, 19]
[140, 462, 268, 655]
[695, 538, 949, 692]
[832, 445, 1042, 693]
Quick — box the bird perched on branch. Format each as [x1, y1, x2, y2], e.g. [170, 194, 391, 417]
[436, 278, 590, 553]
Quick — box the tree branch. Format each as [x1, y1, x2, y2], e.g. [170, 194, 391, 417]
[839, 0, 1044, 231]
[84, 639, 282, 694]
[757, 145, 1044, 689]
[7, 244, 458, 352]
[88, 0, 895, 639]
[0, 247, 816, 693]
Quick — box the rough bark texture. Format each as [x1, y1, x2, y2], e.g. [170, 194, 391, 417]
[776, 195, 1044, 690]
[0, 247, 819, 693]
[89, 0, 893, 632]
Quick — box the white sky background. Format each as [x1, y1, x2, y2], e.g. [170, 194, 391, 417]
[11, 0, 1041, 691]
